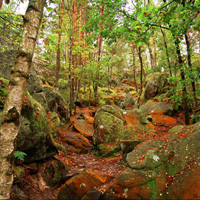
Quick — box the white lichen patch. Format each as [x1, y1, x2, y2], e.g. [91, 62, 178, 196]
[153, 155, 160, 162]
[99, 125, 104, 129]
[79, 183, 86, 188]
[123, 188, 129, 198]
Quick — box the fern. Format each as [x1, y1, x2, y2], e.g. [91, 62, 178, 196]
[14, 151, 27, 161]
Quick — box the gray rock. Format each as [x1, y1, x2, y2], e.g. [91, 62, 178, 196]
[119, 92, 135, 109]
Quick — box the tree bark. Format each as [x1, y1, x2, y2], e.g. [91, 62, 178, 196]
[56, 0, 64, 86]
[132, 41, 138, 92]
[160, 28, 172, 76]
[185, 31, 197, 117]
[0, 0, 45, 198]
[136, 46, 143, 108]
[0, 0, 3, 10]
[147, 43, 154, 70]
[174, 37, 190, 125]
[94, 4, 104, 106]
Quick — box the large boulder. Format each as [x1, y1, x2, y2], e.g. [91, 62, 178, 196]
[93, 105, 125, 145]
[26, 65, 48, 111]
[144, 72, 168, 100]
[118, 92, 135, 109]
[103, 122, 200, 199]
[0, 78, 58, 163]
[0, 52, 69, 122]
[43, 85, 68, 123]
[140, 102, 177, 126]
[58, 168, 104, 200]
[60, 131, 92, 154]
[93, 105, 155, 145]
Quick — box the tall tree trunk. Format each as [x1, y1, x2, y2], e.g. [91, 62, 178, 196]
[174, 37, 190, 125]
[136, 46, 143, 108]
[160, 28, 172, 76]
[147, 43, 154, 70]
[71, 1, 76, 101]
[68, 0, 73, 117]
[184, 31, 197, 117]
[0, 0, 44, 198]
[132, 42, 138, 92]
[94, 4, 104, 106]
[153, 33, 157, 68]
[56, 0, 64, 87]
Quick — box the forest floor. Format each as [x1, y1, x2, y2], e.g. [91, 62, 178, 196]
[55, 105, 185, 195]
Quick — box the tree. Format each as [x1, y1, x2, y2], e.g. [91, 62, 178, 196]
[0, 0, 45, 198]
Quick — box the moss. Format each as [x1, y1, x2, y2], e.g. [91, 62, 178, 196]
[13, 165, 25, 183]
[98, 144, 121, 157]
[0, 78, 9, 107]
[147, 176, 158, 200]
[43, 161, 64, 187]
[97, 111, 125, 144]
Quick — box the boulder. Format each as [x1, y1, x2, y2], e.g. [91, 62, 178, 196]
[140, 102, 172, 115]
[46, 112, 61, 138]
[0, 53, 69, 122]
[0, 78, 58, 163]
[93, 105, 155, 145]
[27, 65, 48, 111]
[0, 50, 17, 79]
[140, 102, 176, 126]
[40, 158, 67, 187]
[58, 168, 105, 200]
[43, 85, 69, 122]
[144, 72, 168, 100]
[103, 122, 200, 199]
[93, 105, 125, 145]
[81, 188, 102, 200]
[118, 92, 135, 109]
[60, 131, 92, 153]
[74, 119, 94, 139]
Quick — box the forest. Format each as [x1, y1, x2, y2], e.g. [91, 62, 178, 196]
[0, 0, 200, 199]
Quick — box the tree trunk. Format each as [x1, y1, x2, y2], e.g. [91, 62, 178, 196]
[153, 33, 157, 68]
[0, 0, 3, 10]
[56, 0, 64, 87]
[132, 42, 138, 92]
[184, 31, 197, 117]
[0, 0, 44, 198]
[174, 37, 190, 125]
[94, 4, 104, 106]
[136, 46, 143, 108]
[68, 0, 73, 117]
[147, 43, 154, 70]
[160, 28, 172, 76]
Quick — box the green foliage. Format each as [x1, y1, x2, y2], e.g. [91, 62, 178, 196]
[14, 151, 27, 161]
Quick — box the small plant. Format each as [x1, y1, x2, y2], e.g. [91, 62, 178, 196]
[14, 151, 27, 161]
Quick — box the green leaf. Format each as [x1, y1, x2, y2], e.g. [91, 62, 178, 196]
[14, 151, 27, 161]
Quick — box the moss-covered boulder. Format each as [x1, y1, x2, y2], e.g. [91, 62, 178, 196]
[93, 105, 155, 146]
[40, 158, 67, 187]
[93, 105, 125, 145]
[103, 122, 200, 199]
[144, 72, 168, 100]
[43, 85, 69, 122]
[118, 92, 135, 109]
[0, 78, 58, 163]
